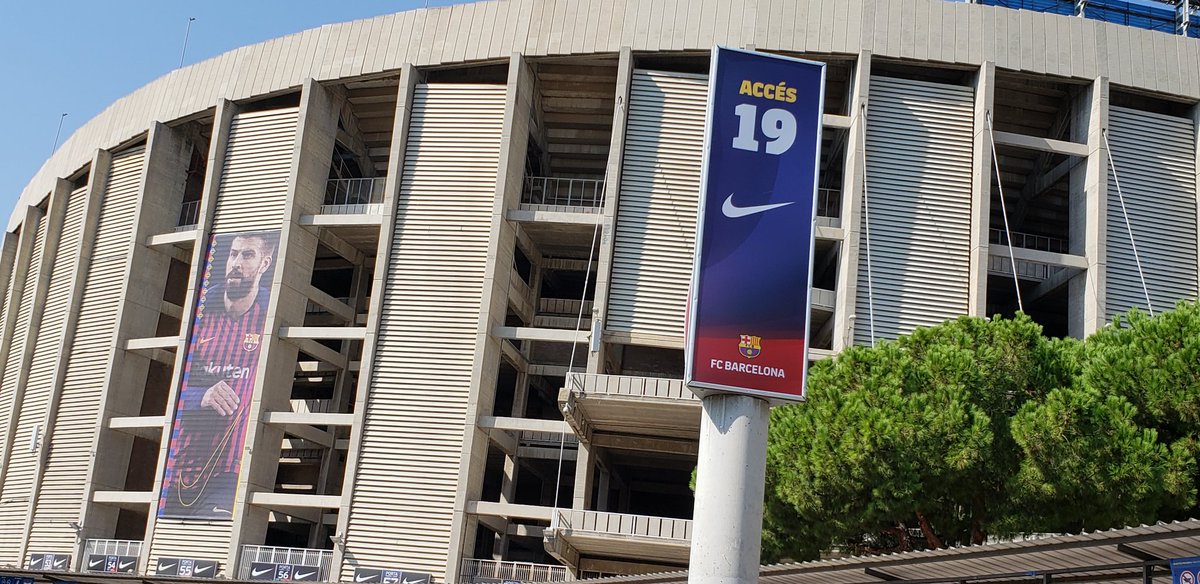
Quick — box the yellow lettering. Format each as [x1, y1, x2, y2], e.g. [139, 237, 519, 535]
[763, 84, 775, 100]
[775, 82, 788, 101]
[739, 80, 753, 95]
[785, 87, 798, 103]
[752, 82, 765, 98]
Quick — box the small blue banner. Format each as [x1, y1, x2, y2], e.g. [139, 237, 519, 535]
[1173, 556, 1200, 584]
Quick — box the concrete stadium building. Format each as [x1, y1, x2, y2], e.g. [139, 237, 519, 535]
[1, 0, 1199, 582]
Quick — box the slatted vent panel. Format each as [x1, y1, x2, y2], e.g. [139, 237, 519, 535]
[854, 76, 975, 344]
[147, 521, 232, 574]
[1105, 106, 1198, 319]
[27, 146, 145, 555]
[342, 84, 504, 581]
[0, 187, 88, 562]
[607, 70, 707, 341]
[0, 213, 46, 564]
[210, 108, 299, 232]
[0, 229, 20, 479]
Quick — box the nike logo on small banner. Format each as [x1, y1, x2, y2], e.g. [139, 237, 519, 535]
[89, 559, 104, 568]
[54, 558, 68, 568]
[401, 579, 426, 584]
[721, 193, 795, 218]
[355, 575, 377, 583]
[195, 564, 214, 574]
[119, 560, 136, 570]
[295, 570, 317, 580]
[159, 563, 177, 571]
[251, 568, 273, 577]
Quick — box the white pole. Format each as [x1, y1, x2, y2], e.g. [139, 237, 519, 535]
[688, 393, 770, 584]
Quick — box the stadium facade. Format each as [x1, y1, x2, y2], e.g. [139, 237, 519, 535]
[1, 0, 1199, 582]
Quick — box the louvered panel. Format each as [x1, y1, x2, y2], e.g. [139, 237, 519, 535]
[0, 230, 19, 470]
[854, 76, 974, 344]
[0, 213, 46, 564]
[27, 147, 145, 555]
[343, 83, 503, 581]
[210, 108, 299, 232]
[1105, 106, 1198, 319]
[607, 70, 707, 340]
[147, 521, 232, 574]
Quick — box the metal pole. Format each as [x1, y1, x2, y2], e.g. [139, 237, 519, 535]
[688, 394, 770, 584]
[179, 17, 196, 68]
[50, 112, 68, 155]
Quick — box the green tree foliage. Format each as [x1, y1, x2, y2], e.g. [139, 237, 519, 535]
[764, 305, 1200, 561]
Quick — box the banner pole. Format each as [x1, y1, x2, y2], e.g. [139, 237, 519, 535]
[688, 393, 770, 584]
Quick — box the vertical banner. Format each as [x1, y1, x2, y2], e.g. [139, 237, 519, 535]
[159, 229, 280, 519]
[685, 47, 825, 402]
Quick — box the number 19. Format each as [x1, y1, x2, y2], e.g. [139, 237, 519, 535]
[732, 104, 797, 155]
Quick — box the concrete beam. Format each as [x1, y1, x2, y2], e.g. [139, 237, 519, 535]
[505, 209, 604, 224]
[145, 230, 199, 248]
[992, 130, 1089, 157]
[298, 213, 383, 227]
[492, 326, 588, 344]
[478, 416, 571, 434]
[262, 412, 354, 426]
[279, 326, 366, 340]
[466, 501, 555, 522]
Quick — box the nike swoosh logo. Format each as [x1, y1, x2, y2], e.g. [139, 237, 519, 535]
[195, 565, 214, 574]
[54, 559, 68, 568]
[89, 559, 104, 568]
[212, 505, 231, 514]
[402, 579, 426, 584]
[355, 575, 376, 583]
[197, 337, 216, 345]
[252, 568, 273, 577]
[120, 560, 135, 569]
[721, 193, 795, 218]
[159, 563, 177, 571]
[296, 571, 316, 579]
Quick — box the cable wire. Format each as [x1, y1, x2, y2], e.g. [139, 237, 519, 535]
[986, 112, 1025, 313]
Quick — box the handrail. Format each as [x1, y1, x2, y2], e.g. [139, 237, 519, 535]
[175, 200, 200, 230]
[323, 177, 386, 214]
[458, 558, 570, 583]
[522, 176, 605, 209]
[237, 545, 332, 581]
[989, 228, 1068, 254]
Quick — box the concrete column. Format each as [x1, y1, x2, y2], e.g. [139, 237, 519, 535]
[230, 78, 341, 564]
[687, 394, 769, 584]
[968, 62, 996, 317]
[142, 100, 236, 560]
[1069, 76, 1109, 337]
[587, 46, 634, 374]
[446, 53, 534, 584]
[571, 441, 594, 510]
[333, 64, 418, 580]
[832, 51, 871, 351]
[1191, 104, 1200, 298]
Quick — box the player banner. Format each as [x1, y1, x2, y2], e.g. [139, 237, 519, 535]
[685, 47, 825, 402]
[159, 229, 279, 519]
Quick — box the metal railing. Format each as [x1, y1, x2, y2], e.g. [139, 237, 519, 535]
[176, 200, 201, 231]
[817, 188, 841, 219]
[522, 176, 605, 210]
[84, 539, 144, 558]
[520, 430, 579, 447]
[566, 372, 696, 401]
[988, 254, 1065, 281]
[323, 177, 386, 214]
[459, 559, 570, 583]
[305, 297, 352, 314]
[550, 508, 692, 542]
[989, 228, 1069, 254]
[238, 545, 332, 581]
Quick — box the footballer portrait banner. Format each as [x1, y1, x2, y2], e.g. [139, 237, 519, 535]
[159, 229, 280, 520]
[685, 46, 825, 402]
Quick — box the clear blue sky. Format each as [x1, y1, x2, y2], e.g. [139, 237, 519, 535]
[0, 1, 454, 220]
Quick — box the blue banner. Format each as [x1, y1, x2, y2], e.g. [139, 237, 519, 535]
[1173, 556, 1200, 584]
[686, 47, 825, 402]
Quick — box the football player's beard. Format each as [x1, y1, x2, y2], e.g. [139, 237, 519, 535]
[226, 272, 253, 299]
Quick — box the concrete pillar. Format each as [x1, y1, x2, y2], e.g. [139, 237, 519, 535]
[832, 51, 872, 351]
[333, 64, 419, 580]
[588, 46, 634, 374]
[968, 62, 996, 317]
[571, 441, 594, 510]
[1069, 77, 1109, 337]
[446, 53, 534, 584]
[687, 395, 769, 584]
[230, 78, 341, 563]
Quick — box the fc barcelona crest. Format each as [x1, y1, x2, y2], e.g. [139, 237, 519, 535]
[242, 333, 261, 352]
[738, 335, 761, 359]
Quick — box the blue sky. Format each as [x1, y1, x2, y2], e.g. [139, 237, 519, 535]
[0, 1, 453, 219]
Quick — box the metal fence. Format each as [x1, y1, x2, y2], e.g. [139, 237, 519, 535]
[522, 176, 605, 209]
[238, 545, 332, 581]
[176, 200, 201, 230]
[84, 539, 144, 558]
[323, 177, 386, 214]
[989, 228, 1069, 254]
[459, 558, 570, 583]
